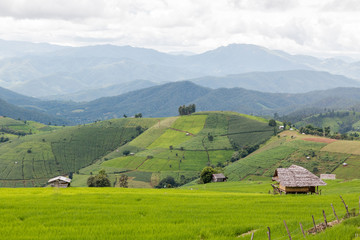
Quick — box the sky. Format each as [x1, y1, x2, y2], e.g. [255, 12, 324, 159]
[0, 0, 360, 58]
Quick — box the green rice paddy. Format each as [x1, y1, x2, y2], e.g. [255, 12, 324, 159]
[0, 181, 359, 239]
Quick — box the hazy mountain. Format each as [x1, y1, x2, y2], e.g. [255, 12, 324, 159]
[0, 97, 68, 125]
[0, 39, 66, 58]
[47, 81, 211, 123]
[191, 70, 360, 93]
[2, 40, 353, 98]
[42, 80, 158, 102]
[0, 85, 40, 106]
[186, 44, 311, 75]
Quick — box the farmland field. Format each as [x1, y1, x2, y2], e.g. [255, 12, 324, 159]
[0, 118, 159, 187]
[70, 112, 276, 187]
[0, 181, 359, 239]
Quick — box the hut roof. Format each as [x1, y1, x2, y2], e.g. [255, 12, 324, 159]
[212, 173, 226, 179]
[48, 176, 71, 183]
[273, 165, 326, 187]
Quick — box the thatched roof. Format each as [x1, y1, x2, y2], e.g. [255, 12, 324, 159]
[273, 165, 326, 187]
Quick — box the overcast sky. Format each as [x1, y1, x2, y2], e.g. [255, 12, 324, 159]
[0, 0, 360, 58]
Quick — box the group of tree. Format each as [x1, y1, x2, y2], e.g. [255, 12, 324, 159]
[299, 125, 330, 136]
[87, 169, 111, 187]
[0, 136, 9, 143]
[155, 174, 199, 188]
[178, 104, 196, 116]
[134, 113, 142, 118]
[0, 127, 28, 136]
[155, 176, 179, 188]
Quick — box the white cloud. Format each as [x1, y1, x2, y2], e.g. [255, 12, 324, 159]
[0, 0, 359, 58]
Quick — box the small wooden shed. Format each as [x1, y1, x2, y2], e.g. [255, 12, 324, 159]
[320, 174, 336, 180]
[212, 173, 227, 182]
[48, 176, 71, 188]
[272, 165, 326, 194]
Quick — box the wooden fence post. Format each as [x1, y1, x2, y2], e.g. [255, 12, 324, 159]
[312, 215, 317, 233]
[251, 232, 254, 240]
[322, 210, 327, 228]
[267, 227, 271, 240]
[283, 220, 292, 240]
[331, 203, 339, 222]
[340, 195, 349, 217]
[299, 222, 306, 238]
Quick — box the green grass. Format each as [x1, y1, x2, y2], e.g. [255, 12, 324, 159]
[128, 117, 177, 149]
[147, 115, 207, 149]
[178, 113, 232, 150]
[227, 114, 274, 147]
[0, 182, 359, 239]
[333, 155, 360, 179]
[321, 141, 360, 155]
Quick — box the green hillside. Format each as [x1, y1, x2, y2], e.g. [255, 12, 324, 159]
[225, 130, 360, 181]
[0, 97, 68, 125]
[0, 112, 274, 187]
[0, 118, 158, 187]
[71, 112, 274, 188]
[295, 110, 360, 134]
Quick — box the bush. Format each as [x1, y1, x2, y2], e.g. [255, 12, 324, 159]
[200, 167, 217, 184]
[268, 119, 277, 127]
[87, 169, 111, 187]
[155, 176, 178, 188]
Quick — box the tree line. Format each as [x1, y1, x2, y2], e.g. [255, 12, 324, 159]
[178, 104, 196, 116]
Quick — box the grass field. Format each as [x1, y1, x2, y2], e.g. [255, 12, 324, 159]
[227, 114, 274, 147]
[321, 141, 360, 155]
[0, 181, 359, 239]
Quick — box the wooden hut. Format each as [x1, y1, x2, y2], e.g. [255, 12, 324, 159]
[212, 173, 227, 182]
[272, 165, 326, 194]
[320, 174, 336, 180]
[48, 176, 71, 188]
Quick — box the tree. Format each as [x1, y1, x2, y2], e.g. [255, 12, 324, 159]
[155, 176, 178, 188]
[119, 174, 128, 188]
[207, 133, 214, 141]
[87, 169, 111, 187]
[268, 119, 277, 127]
[135, 113, 142, 118]
[123, 150, 130, 156]
[123, 114, 127, 118]
[200, 166, 216, 184]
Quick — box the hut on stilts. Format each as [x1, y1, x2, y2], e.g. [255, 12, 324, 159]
[272, 165, 326, 194]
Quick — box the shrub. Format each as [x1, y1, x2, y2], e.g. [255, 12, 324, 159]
[87, 169, 111, 187]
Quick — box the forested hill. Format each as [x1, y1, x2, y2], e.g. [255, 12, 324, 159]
[0, 98, 68, 125]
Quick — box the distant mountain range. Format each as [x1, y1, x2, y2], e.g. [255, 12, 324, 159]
[42, 79, 158, 102]
[3, 81, 360, 124]
[1, 39, 360, 100]
[192, 70, 360, 93]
